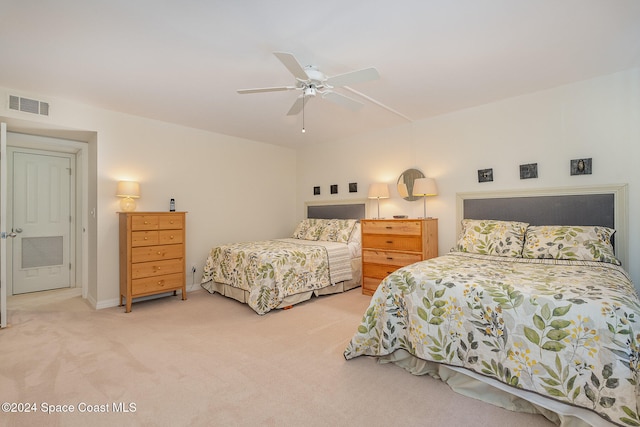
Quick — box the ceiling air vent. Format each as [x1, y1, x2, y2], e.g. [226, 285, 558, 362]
[8, 95, 50, 116]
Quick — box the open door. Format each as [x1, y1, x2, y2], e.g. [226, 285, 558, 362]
[1, 122, 8, 328]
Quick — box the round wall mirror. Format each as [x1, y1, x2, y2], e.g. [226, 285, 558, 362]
[397, 168, 425, 201]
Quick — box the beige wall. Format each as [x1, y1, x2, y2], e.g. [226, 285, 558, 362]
[1, 88, 297, 308]
[296, 69, 640, 285]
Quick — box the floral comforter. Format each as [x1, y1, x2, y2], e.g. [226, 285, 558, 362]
[201, 239, 351, 314]
[344, 252, 640, 426]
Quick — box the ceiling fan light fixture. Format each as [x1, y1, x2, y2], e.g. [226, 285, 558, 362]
[304, 86, 317, 97]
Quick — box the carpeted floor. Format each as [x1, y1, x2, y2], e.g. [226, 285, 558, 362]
[0, 287, 553, 426]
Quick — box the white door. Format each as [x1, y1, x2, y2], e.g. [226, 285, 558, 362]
[1, 122, 8, 327]
[9, 148, 73, 294]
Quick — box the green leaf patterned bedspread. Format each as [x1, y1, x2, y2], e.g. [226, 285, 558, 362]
[202, 239, 343, 315]
[344, 252, 640, 426]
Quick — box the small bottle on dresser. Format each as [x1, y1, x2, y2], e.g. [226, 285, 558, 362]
[170, 198, 175, 212]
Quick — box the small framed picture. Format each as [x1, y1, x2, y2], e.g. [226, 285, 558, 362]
[313, 186, 320, 196]
[330, 184, 338, 194]
[570, 158, 592, 175]
[348, 182, 358, 193]
[478, 168, 493, 183]
[520, 163, 538, 179]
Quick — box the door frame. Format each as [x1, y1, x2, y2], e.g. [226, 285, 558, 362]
[7, 146, 77, 295]
[4, 130, 88, 300]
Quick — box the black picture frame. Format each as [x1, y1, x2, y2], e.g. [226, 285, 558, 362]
[519, 163, 538, 179]
[478, 168, 493, 183]
[330, 184, 338, 194]
[570, 158, 592, 175]
[348, 182, 357, 193]
[313, 186, 320, 196]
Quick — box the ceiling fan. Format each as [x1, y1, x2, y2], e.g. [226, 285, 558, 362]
[237, 52, 381, 117]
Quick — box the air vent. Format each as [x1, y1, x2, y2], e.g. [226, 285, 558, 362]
[8, 95, 50, 116]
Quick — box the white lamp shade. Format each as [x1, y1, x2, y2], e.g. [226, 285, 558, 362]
[412, 178, 438, 197]
[367, 183, 390, 199]
[116, 181, 140, 198]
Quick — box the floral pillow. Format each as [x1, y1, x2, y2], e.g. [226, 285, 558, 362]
[456, 219, 529, 257]
[318, 219, 358, 243]
[522, 225, 620, 265]
[292, 219, 326, 241]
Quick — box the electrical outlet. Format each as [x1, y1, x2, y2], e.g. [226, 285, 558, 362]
[191, 265, 197, 273]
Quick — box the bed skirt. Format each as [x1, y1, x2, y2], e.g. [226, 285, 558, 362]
[378, 349, 613, 427]
[201, 258, 361, 310]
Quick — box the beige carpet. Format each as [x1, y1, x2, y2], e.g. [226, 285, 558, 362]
[1, 288, 553, 427]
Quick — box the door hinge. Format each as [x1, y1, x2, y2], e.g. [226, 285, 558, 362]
[69, 263, 72, 270]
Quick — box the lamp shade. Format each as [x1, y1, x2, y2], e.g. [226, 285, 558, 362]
[412, 178, 438, 197]
[116, 181, 140, 198]
[367, 183, 390, 199]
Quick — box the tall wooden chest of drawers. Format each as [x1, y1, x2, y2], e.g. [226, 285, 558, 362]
[361, 218, 438, 296]
[119, 212, 186, 312]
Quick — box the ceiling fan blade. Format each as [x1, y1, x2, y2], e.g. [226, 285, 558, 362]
[342, 86, 412, 122]
[237, 86, 296, 94]
[322, 91, 364, 111]
[273, 52, 309, 81]
[286, 96, 310, 116]
[326, 67, 379, 88]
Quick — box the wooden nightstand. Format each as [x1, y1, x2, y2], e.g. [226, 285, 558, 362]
[118, 212, 187, 312]
[361, 218, 438, 296]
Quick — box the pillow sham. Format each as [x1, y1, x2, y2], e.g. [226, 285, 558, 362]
[292, 219, 326, 241]
[456, 219, 529, 257]
[318, 219, 358, 243]
[522, 225, 620, 265]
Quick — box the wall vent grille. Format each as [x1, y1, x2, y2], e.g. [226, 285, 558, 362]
[8, 95, 50, 116]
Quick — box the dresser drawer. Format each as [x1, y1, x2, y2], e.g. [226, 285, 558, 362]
[131, 273, 184, 296]
[131, 231, 159, 247]
[362, 220, 422, 236]
[131, 244, 184, 263]
[159, 230, 183, 245]
[362, 249, 422, 266]
[363, 262, 402, 280]
[362, 234, 422, 252]
[131, 258, 184, 279]
[131, 215, 160, 230]
[159, 214, 184, 229]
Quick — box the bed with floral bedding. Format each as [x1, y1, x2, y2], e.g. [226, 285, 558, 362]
[345, 219, 639, 426]
[201, 218, 361, 314]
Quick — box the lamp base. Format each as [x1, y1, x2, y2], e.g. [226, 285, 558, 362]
[120, 197, 137, 212]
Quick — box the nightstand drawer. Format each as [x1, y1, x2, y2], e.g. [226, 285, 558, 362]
[132, 273, 184, 295]
[362, 277, 383, 295]
[362, 234, 422, 252]
[131, 258, 184, 279]
[363, 249, 422, 266]
[131, 244, 184, 263]
[363, 262, 402, 280]
[362, 220, 422, 235]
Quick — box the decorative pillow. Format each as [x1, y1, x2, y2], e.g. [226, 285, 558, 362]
[456, 219, 529, 257]
[522, 225, 620, 265]
[318, 219, 358, 243]
[292, 219, 326, 241]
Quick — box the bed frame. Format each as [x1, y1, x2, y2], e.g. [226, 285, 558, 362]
[456, 184, 629, 268]
[306, 199, 367, 220]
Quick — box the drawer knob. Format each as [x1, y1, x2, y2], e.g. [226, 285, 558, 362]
[156, 251, 161, 255]
[386, 240, 393, 244]
[157, 280, 163, 285]
[170, 220, 174, 224]
[144, 237, 148, 240]
[144, 221, 149, 224]
[170, 235, 175, 239]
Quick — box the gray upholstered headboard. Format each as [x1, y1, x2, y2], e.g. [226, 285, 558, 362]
[306, 200, 367, 220]
[456, 185, 629, 267]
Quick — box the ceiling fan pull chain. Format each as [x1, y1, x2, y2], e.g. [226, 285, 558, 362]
[302, 93, 306, 133]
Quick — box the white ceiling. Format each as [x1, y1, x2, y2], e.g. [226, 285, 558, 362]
[1, 1, 639, 148]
